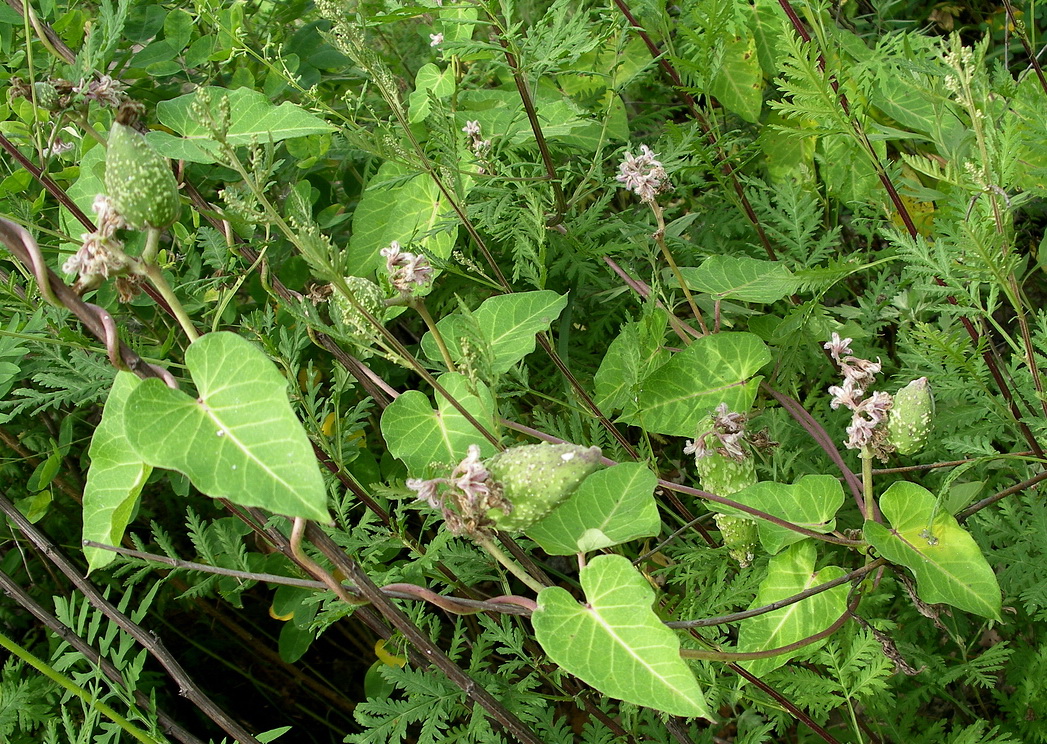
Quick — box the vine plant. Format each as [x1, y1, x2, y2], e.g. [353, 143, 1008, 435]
[1, 0, 1046, 742]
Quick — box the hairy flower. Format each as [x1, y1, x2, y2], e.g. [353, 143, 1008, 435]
[824, 335, 893, 453]
[380, 241, 434, 295]
[845, 391, 893, 451]
[405, 445, 507, 537]
[685, 403, 748, 462]
[63, 194, 131, 287]
[616, 144, 670, 203]
[74, 74, 125, 108]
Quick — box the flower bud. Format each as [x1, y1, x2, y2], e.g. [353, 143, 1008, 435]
[105, 122, 181, 230]
[486, 443, 602, 532]
[886, 377, 933, 455]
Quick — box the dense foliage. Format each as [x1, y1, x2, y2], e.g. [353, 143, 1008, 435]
[1, 0, 1047, 742]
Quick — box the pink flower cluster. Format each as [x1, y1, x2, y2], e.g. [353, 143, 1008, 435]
[63, 195, 130, 287]
[616, 145, 670, 203]
[824, 333, 892, 452]
[380, 241, 433, 295]
[406, 445, 508, 536]
[684, 403, 748, 462]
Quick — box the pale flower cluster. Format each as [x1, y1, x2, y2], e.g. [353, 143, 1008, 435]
[63, 194, 130, 285]
[380, 241, 434, 295]
[462, 120, 491, 155]
[406, 445, 507, 536]
[685, 403, 748, 462]
[824, 333, 892, 452]
[616, 144, 670, 203]
[74, 75, 125, 108]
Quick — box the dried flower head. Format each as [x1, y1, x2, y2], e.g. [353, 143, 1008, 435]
[380, 241, 434, 295]
[406, 445, 508, 537]
[684, 403, 748, 463]
[824, 334, 892, 455]
[616, 144, 671, 203]
[63, 195, 131, 290]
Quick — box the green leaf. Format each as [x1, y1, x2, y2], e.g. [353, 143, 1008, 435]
[380, 373, 498, 475]
[594, 310, 670, 416]
[345, 161, 457, 280]
[681, 256, 798, 303]
[864, 481, 1001, 620]
[408, 63, 456, 124]
[421, 291, 568, 374]
[533, 554, 713, 719]
[709, 33, 764, 124]
[736, 542, 849, 676]
[721, 475, 845, 555]
[149, 86, 335, 164]
[123, 333, 329, 521]
[83, 372, 151, 573]
[526, 463, 660, 555]
[622, 332, 771, 437]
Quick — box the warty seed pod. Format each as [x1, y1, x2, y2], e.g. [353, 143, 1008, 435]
[105, 122, 181, 230]
[486, 443, 602, 532]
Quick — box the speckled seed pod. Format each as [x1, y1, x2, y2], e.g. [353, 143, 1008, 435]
[696, 451, 759, 568]
[105, 122, 181, 230]
[331, 276, 385, 341]
[886, 377, 933, 455]
[486, 443, 603, 532]
[713, 514, 758, 568]
[33, 82, 60, 111]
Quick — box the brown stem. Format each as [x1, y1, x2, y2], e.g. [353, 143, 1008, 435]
[668, 559, 884, 629]
[0, 569, 205, 744]
[1001, 0, 1047, 97]
[0, 490, 263, 744]
[303, 522, 548, 744]
[494, 32, 567, 226]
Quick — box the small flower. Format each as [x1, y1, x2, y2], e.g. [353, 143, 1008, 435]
[462, 120, 481, 137]
[685, 403, 748, 463]
[380, 241, 434, 295]
[844, 391, 893, 451]
[74, 75, 125, 108]
[616, 144, 670, 203]
[405, 445, 507, 537]
[429, 32, 444, 47]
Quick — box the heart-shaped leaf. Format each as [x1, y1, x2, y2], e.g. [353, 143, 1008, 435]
[380, 373, 498, 475]
[421, 291, 568, 375]
[736, 542, 849, 677]
[623, 332, 771, 437]
[123, 332, 329, 521]
[83, 371, 151, 573]
[594, 310, 670, 416]
[345, 160, 457, 280]
[533, 554, 712, 719]
[864, 481, 1001, 620]
[718, 475, 845, 554]
[526, 463, 660, 555]
[680, 256, 798, 303]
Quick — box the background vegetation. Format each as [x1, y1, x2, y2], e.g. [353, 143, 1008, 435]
[1, 0, 1047, 742]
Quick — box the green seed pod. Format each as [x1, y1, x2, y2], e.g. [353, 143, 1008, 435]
[486, 443, 602, 532]
[713, 514, 758, 568]
[695, 451, 757, 498]
[331, 276, 386, 354]
[33, 82, 60, 111]
[105, 122, 181, 230]
[886, 377, 933, 455]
